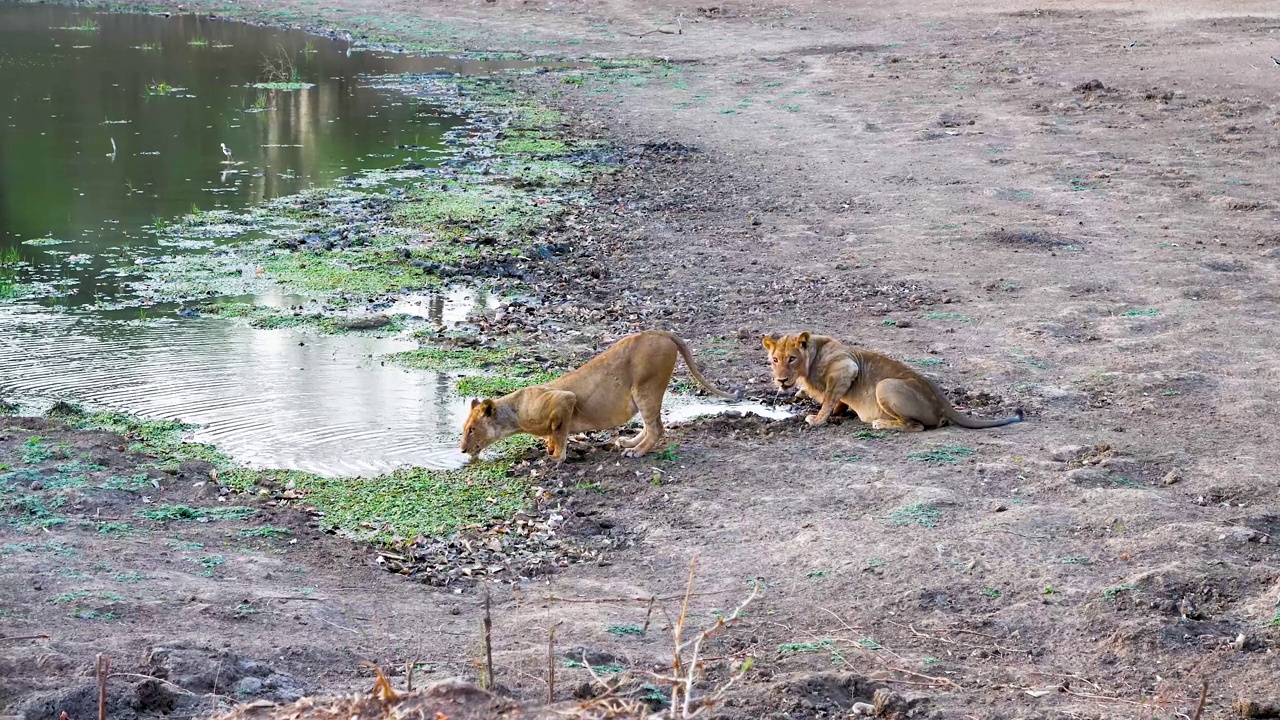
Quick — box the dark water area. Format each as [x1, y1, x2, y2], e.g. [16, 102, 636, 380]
[0, 3, 527, 305]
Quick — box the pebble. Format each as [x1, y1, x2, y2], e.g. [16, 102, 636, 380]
[1050, 445, 1087, 462]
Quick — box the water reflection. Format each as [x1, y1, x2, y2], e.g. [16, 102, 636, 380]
[0, 3, 534, 306]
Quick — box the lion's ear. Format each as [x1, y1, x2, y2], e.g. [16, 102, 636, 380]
[481, 399, 496, 417]
[761, 335, 776, 351]
[797, 331, 811, 347]
[470, 398, 481, 409]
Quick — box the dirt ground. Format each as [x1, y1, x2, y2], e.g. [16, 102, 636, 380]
[7, 0, 1280, 718]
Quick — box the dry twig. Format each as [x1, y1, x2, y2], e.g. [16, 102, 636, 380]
[1191, 680, 1208, 720]
[0, 634, 51, 642]
[96, 654, 109, 720]
[547, 621, 562, 703]
[482, 588, 495, 691]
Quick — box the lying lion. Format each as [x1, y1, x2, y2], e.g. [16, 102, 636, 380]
[461, 330, 742, 460]
[762, 331, 1023, 430]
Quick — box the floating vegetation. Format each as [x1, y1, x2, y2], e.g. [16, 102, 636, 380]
[249, 82, 315, 91]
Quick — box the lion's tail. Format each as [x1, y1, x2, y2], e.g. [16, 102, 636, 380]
[923, 376, 1024, 429]
[665, 333, 744, 401]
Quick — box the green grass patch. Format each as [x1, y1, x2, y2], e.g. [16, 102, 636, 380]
[981, 586, 1002, 599]
[101, 474, 153, 491]
[97, 522, 136, 535]
[607, 624, 644, 637]
[1101, 584, 1138, 600]
[136, 504, 256, 522]
[919, 312, 970, 322]
[40, 473, 90, 490]
[111, 571, 148, 584]
[905, 357, 943, 367]
[888, 502, 942, 528]
[455, 371, 556, 397]
[906, 445, 975, 463]
[258, 249, 436, 297]
[653, 444, 681, 462]
[238, 526, 293, 539]
[20, 437, 55, 465]
[1122, 308, 1159, 317]
[7, 493, 67, 528]
[779, 640, 833, 654]
[385, 346, 514, 371]
[497, 133, 570, 156]
[1, 540, 74, 557]
[294, 463, 528, 544]
[72, 411, 231, 471]
[71, 609, 117, 621]
[53, 590, 122, 604]
[852, 429, 889, 440]
[393, 180, 558, 244]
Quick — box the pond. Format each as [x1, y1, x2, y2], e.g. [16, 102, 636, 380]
[0, 4, 782, 476]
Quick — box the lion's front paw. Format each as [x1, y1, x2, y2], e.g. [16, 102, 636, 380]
[805, 414, 826, 426]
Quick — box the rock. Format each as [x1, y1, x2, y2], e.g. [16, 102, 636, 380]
[1065, 468, 1108, 484]
[331, 315, 391, 331]
[233, 677, 265, 696]
[1075, 79, 1105, 92]
[1221, 527, 1259, 544]
[1050, 445, 1087, 462]
[1162, 469, 1182, 485]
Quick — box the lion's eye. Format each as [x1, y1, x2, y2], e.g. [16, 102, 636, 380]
[787, 356, 796, 363]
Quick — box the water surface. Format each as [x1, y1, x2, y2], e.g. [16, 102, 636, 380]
[0, 5, 769, 475]
[0, 5, 512, 473]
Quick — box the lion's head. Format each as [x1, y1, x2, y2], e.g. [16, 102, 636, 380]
[460, 398, 504, 457]
[761, 332, 813, 391]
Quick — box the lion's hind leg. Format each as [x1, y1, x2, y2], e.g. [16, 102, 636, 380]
[622, 388, 666, 458]
[871, 379, 936, 432]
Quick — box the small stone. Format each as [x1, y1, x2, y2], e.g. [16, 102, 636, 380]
[232, 677, 265, 696]
[1162, 470, 1182, 485]
[994, 504, 1009, 512]
[1050, 445, 1087, 462]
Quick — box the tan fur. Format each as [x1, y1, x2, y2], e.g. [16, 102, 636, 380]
[461, 330, 742, 460]
[761, 332, 1023, 431]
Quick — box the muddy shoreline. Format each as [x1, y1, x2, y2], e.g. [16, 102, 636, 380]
[7, 1, 1280, 719]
